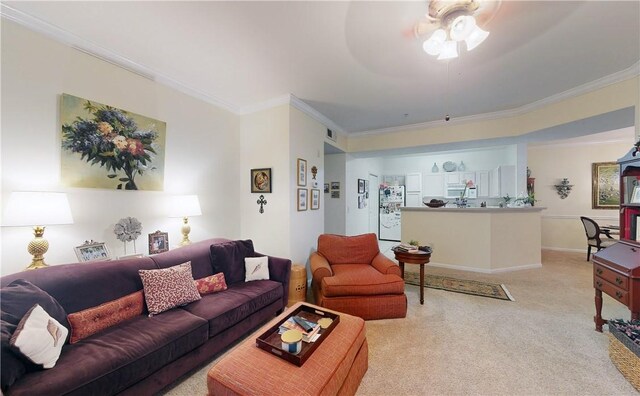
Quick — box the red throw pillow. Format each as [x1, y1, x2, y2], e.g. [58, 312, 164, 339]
[67, 290, 144, 344]
[195, 273, 228, 295]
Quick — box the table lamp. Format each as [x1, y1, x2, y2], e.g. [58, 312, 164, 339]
[167, 195, 202, 246]
[2, 191, 74, 270]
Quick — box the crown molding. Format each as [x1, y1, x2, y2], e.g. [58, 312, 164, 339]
[0, 4, 240, 114]
[288, 95, 345, 134]
[351, 60, 640, 137]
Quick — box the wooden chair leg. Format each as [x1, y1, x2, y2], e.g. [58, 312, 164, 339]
[587, 245, 592, 261]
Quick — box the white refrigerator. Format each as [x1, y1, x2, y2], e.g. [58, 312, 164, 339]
[379, 186, 405, 241]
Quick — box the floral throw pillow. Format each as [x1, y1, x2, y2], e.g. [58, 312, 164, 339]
[195, 273, 228, 295]
[139, 262, 201, 316]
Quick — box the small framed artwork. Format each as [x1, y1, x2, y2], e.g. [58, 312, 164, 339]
[358, 194, 365, 209]
[311, 189, 320, 210]
[331, 190, 340, 199]
[149, 230, 169, 254]
[75, 240, 111, 262]
[324, 183, 330, 193]
[297, 158, 307, 186]
[297, 188, 308, 211]
[251, 168, 272, 193]
[630, 185, 640, 204]
[358, 179, 365, 194]
[331, 182, 340, 190]
[592, 162, 620, 209]
[365, 179, 369, 193]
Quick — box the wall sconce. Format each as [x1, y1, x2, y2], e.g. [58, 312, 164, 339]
[554, 178, 573, 199]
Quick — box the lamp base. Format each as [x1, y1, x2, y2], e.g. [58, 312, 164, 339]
[26, 226, 49, 270]
[179, 217, 192, 246]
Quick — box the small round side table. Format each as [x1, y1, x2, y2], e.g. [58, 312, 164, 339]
[393, 249, 431, 305]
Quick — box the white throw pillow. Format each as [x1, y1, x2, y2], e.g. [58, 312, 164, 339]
[10, 304, 68, 369]
[245, 256, 270, 282]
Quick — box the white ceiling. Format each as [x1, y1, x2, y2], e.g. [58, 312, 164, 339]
[3, 1, 640, 134]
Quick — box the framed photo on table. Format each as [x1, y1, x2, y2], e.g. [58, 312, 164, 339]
[75, 240, 111, 262]
[148, 230, 169, 254]
[297, 158, 307, 186]
[591, 162, 620, 209]
[297, 188, 308, 211]
[251, 168, 272, 193]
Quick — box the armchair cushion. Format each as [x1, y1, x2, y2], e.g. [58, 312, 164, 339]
[322, 265, 405, 297]
[317, 234, 379, 265]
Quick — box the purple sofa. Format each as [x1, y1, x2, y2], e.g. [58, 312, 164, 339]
[0, 238, 291, 395]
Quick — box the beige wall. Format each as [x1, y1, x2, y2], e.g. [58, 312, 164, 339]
[1, 21, 241, 274]
[528, 131, 634, 251]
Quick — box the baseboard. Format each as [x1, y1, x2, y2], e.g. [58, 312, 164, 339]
[542, 246, 586, 253]
[427, 261, 542, 274]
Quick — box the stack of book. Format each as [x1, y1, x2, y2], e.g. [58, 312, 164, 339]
[278, 316, 321, 342]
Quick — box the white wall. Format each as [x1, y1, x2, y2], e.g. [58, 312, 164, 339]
[1, 20, 241, 275]
[289, 107, 325, 266]
[239, 105, 291, 259]
[324, 153, 346, 235]
[345, 156, 383, 236]
[528, 128, 635, 251]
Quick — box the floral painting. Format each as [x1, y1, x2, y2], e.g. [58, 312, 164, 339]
[592, 162, 619, 209]
[60, 93, 166, 190]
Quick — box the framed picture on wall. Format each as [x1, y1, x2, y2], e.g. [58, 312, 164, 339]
[311, 189, 320, 210]
[324, 183, 330, 193]
[358, 179, 365, 194]
[331, 191, 340, 199]
[250, 168, 272, 193]
[297, 158, 307, 186]
[331, 182, 340, 190]
[592, 162, 620, 209]
[297, 188, 308, 211]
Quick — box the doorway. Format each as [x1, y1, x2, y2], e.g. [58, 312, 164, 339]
[368, 173, 379, 237]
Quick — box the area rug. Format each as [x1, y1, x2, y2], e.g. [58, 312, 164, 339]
[404, 272, 515, 301]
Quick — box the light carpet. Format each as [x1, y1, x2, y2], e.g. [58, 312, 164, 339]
[162, 250, 637, 395]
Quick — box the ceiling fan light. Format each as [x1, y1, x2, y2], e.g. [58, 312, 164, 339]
[437, 40, 458, 60]
[423, 38, 443, 55]
[430, 28, 447, 43]
[465, 25, 490, 51]
[450, 15, 476, 41]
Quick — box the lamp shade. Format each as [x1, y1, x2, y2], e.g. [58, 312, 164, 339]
[2, 192, 74, 226]
[167, 195, 202, 218]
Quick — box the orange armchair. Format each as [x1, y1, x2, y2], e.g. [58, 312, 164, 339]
[310, 233, 407, 320]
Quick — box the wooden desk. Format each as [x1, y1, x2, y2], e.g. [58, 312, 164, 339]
[393, 249, 431, 305]
[592, 241, 640, 332]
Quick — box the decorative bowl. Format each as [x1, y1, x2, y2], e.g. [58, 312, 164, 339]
[424, 201, 447, 208]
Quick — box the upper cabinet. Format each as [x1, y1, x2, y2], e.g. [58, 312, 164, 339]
[489, 165, 516, 198]
[423, 174, 445, 197]
[476, 170, 490, 198]
[405, 173, 422, 192]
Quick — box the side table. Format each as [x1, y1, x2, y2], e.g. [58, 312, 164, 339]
[393, 249, 431, 305]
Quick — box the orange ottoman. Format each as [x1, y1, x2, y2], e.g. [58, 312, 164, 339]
[207, 302, 368, 396]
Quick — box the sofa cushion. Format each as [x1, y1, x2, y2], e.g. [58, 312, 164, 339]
[10, 304, 68, 369]
[150, 238, 232, 279]
[244, 256, 269, 282]
[209, 240, 255, 285]
[1, 279, 70, 336]
[67, 290, 144, 344]
[317, 234, 380, 265]
[181, 280, 282, 338]
[1, 320, 29, 391]
[195, 273, 228, 295]
[5, 309, 208, 396]
[321, 264, 405, 297]
[139, 262, 201, 316]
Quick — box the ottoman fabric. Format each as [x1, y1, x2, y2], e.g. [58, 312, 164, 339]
[207, 302, 367, 396]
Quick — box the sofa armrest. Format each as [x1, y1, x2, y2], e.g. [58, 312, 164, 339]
[371, 253, 401, 277]
[256, 252, 291, 308]
[310, 252, 333, 285]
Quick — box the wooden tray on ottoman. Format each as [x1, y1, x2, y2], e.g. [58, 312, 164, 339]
[256, 303, 340, 366]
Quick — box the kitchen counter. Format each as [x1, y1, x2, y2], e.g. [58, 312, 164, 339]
[401, 206, 545, 273]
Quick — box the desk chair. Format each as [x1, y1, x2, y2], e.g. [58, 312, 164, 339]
[580, 216, 617, 261]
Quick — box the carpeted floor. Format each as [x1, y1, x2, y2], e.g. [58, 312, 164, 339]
[162, 250, 637, 395]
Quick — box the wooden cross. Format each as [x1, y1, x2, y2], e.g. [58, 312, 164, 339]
[257, 194, 267, 214]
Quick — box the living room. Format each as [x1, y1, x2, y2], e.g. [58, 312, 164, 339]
[1, 1, 639, 395]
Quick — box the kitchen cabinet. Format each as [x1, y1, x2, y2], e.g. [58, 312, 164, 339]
[476, 170, 490, 198]
[405, 173, 422, 192]
[422, 174, 444, 197]
[383, 175, 405, 186]
[443, 172, 475, 185]
[489, 165, 516, 197]
[405, 192, 422, 207]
